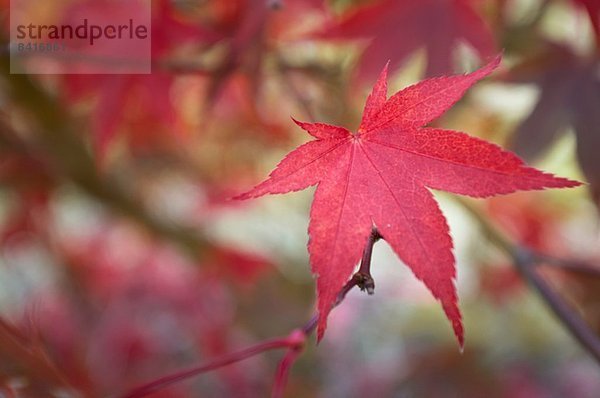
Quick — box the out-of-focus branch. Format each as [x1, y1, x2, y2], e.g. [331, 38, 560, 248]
[120, 337, 293, 398]
[533, 253, 600, 278]
[0, 50, 209, 261]
[456, 198, 600, 365]
[276, 57, 352, 125]
[277, 61, 317, 123]
[271, 333, 305, 398]
[0, 318, 85, 397]
[512, 249, 600, 364]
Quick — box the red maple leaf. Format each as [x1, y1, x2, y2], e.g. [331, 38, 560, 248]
[236, 55, 580, 346]
[320, 0, 495, 80]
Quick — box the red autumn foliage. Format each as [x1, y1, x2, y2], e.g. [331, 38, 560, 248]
[320, 0, 496, 80]
[2, 0, 600, 397]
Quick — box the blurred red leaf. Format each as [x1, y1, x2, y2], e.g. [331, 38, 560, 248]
[204, 0, 323, 96]
[479, 263, 523, 304]
[486, 194, 565, 252]
[509, 44, 600, 205]
[63, 0, 216, 160]
[204, 245, 271, 287]
[237, 55, 580, 346]
[319, 0, 496, 80]
[25, 225, 264, 396]
[200, 0, 325, 135]
[0, 130, 55, 248]
[480, 194, 568, 304]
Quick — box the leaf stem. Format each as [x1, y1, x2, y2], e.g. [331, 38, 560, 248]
[359, 228, 381, 294]
[269, 230, 381, 397]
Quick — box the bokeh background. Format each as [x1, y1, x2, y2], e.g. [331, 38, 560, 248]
[1, 0, 600, 397]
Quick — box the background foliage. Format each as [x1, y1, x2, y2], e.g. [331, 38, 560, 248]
[1, 0, 599, 397]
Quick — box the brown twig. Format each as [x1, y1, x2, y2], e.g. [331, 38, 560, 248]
[512, 249, 600, 364]
[534, 253, 600, 278]
[457, 198, 600, 365]
[270, 227, 380, 397]
[277, 61, 318, 123]
[120, 228, 382, 398]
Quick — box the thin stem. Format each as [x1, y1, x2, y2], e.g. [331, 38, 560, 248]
[513, 249, 600, 364]
[120, 229, 383, 398]
[270, 230, 381, 398]
[277, 60, 317, 123]
[534, 253, 600, 278]
[358, 228, 381, 294]
[271, 347, 303, 398]
[456, 198, 600, 276]
[119, 338, 292, 398]
[301, 314, 319, 335]
[457, 198, 600, 365]
[333, 228, 380, 305]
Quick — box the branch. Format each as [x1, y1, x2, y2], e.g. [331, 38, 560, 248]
[512, 249, 600, 364]
[277, 61, 317, 123]
[271, 227, 380, 398]
[119, 228, 382, 398]
[0, 318, 81, 397]
[271, 330, 306, 398]
[354, 227, 380, 295]
[119, 338, 292, 398]
[456, 198, 600, 364]
[533, 252, 600, 278]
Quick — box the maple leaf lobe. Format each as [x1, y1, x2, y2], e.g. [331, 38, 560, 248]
[237, 55, 580, 347]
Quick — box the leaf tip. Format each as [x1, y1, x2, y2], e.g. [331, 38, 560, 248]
[316, 320, 326, 344]
[315, 306, 331, 344]
[290, 116, 309, 131]
[455, 323, 465, 351]
[445, 302, 465, 351]
[382, 59, 390, 74]
[482, 52, 503, 74]
[316, 330, 324, 344]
